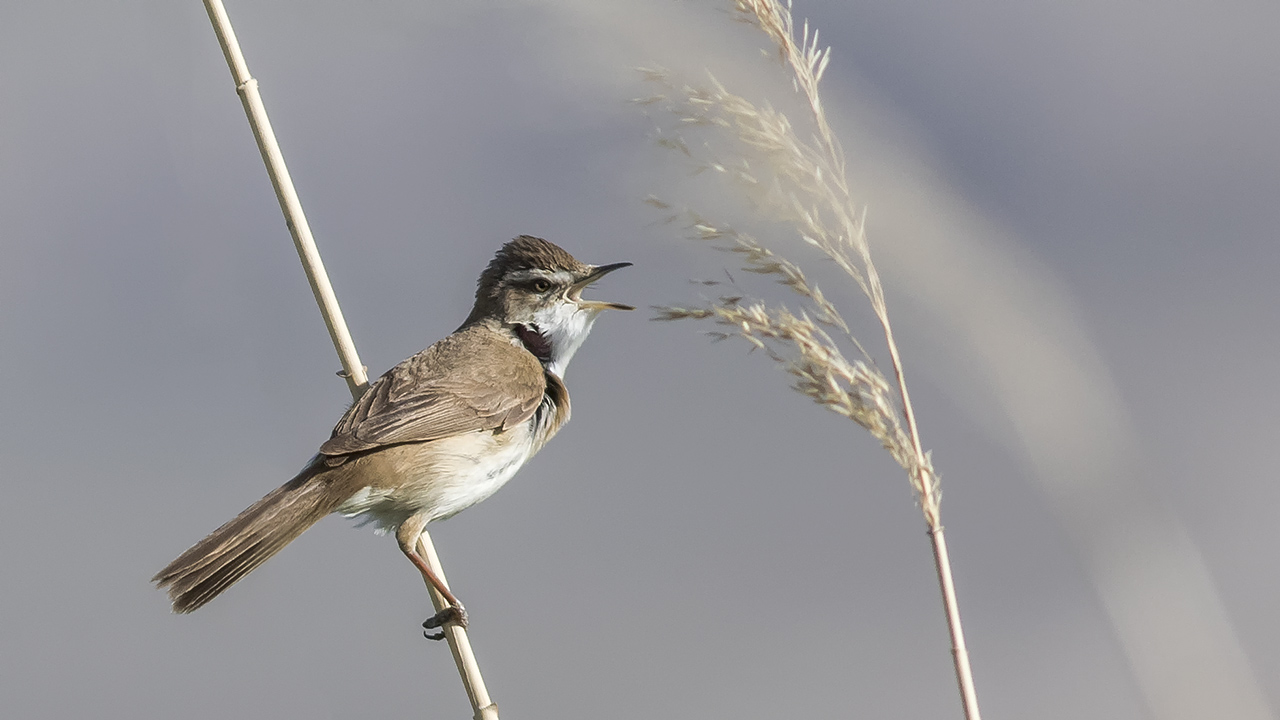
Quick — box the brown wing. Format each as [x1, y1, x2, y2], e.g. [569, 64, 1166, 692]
[319, 326, 545, 457]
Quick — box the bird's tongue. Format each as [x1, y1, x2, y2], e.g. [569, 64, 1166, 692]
[515, 324, 553, 363]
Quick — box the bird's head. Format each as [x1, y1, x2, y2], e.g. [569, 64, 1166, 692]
[466, 235, 632, 377]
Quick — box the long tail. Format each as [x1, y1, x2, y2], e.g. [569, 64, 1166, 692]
[153, 461, 347, 613]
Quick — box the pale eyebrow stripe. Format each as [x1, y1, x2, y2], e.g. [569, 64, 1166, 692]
[507, 269, 575, 285]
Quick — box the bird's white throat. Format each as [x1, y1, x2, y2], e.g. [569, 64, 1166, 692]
[530, 301, 602, 378]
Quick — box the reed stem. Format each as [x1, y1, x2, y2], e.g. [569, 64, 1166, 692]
[200, 2, 499, 716]
[873, 265, 979, 719]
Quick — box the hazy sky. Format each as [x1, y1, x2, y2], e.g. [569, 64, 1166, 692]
[2, 2, 1277, 718]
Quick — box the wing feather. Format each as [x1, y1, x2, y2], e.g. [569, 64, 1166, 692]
[319, 326, 545, 456]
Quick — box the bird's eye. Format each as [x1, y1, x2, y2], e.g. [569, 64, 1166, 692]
[532, 279, 552, 293]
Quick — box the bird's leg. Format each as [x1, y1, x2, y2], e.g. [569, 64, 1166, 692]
[396, 518, 468, 640]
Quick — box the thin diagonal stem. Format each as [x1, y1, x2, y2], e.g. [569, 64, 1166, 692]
[201, 2, 498, 717]
[873, 270, 980, 720]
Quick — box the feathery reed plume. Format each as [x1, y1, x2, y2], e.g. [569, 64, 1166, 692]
[643, 1, 981, 716]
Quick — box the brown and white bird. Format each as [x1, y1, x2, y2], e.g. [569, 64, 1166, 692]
[153, 236, 631, 635]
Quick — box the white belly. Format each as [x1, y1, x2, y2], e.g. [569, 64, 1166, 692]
[335, 424, 537, 533]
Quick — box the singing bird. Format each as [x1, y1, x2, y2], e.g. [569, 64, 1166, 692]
[154, 236, 632, 636]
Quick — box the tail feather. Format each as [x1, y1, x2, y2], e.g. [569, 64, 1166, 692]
[153, 463, 348, 613]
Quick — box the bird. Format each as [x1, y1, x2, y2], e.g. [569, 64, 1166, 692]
[153, 235, 632, 637]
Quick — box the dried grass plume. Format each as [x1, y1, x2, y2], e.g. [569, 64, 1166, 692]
[642, 1, 979, 717]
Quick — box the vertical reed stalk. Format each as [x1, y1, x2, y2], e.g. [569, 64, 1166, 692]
[200, 2, 499, 717]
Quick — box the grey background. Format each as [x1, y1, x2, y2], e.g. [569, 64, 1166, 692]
[2, 1, 1276, 718]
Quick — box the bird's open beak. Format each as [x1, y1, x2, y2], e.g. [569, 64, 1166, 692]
[571, 262, 634, 311]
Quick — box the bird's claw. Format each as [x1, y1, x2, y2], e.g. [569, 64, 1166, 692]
[422, 603, 468, 640]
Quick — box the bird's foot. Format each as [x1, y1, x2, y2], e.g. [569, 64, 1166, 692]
[422, 603, 468, 641]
